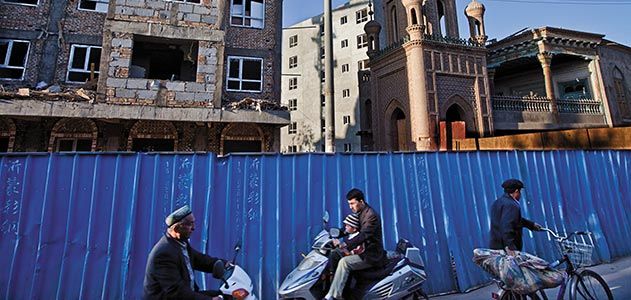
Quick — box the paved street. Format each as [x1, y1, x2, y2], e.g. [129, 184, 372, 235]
[432, 256, 631, 299]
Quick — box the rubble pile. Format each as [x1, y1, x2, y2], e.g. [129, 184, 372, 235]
[0, 83, 96, 102]
[224, 97, 287, 111]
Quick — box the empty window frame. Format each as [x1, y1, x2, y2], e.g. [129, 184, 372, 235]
[288, 98, 297, 111]
[340, 16, 348, 25]
[227, 56, 263, 92]
[357, 34, 368, 49]
[343, 115, 351, 124]
[344, 143, 352, 152]
[2, 0, 38, 6]
[130, 36, 198, 81]
[341, 64, 349, 73]
[231, 0, 264, 29]
[289, 77, 298, 90]
[289, 55, 298, 68]
[78, 0, 109, 12]
[356, 8, 368, 23]
[0, 39, 30, 80]
[67, 44, 102, 83]
[344, 88, 351, 97]
[288, 122, 297, 134]
[289, 35, 298, 47]
[56, 138, 92, 152]
[341, 39, 348, 48]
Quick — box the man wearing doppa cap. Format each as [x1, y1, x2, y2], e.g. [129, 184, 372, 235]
[143, 205, 227, 299]
[489, 179, 542, 256]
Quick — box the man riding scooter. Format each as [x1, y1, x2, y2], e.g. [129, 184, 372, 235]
[324, 188, 386, 300]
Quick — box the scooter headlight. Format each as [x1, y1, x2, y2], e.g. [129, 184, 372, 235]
[232, 288, 249, 300]
[297, 257, 320, 271]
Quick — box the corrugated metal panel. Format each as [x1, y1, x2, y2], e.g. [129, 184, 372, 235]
[0, 151, 629, 299]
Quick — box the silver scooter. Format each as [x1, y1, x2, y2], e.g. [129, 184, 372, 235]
[278, 212, 429, 299]
[211, 241, 257, 300]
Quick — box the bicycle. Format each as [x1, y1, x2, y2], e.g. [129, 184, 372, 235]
[494, 228, 613, 300]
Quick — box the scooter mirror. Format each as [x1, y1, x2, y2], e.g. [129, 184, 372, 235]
[234, 240, 242, 252]
[329, 227, 341, 238]
[212, 260, 225, 279]
[323, 211, 330, 224]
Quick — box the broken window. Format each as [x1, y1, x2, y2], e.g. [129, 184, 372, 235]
[226, 56, 263, 92]
[0, 39, 30, 80]
[130, 36, 198, 81]
[231, 0, 264, 29]
[132, 138, 175, 152]
[2, 0, 38, 6]
[78, 0, 108, 12]
[67, 44, 101, 83]
[56, 138, 92, 152]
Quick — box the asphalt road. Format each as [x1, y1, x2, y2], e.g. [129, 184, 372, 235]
[432, 255, 631, 299]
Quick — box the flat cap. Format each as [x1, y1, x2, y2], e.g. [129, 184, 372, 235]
[501, 179, 524, 190]
[165, 205, 192, 227]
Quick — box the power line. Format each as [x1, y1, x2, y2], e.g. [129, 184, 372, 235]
[486, 0, 631, 5]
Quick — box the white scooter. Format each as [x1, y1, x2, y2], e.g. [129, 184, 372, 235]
[211, 241, 257, 300]
[278, 212, 429, 300]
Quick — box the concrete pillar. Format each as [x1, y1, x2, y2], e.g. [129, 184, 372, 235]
[537, 52, 559, 117]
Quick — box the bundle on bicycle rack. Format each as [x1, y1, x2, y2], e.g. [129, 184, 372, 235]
[556, 236, 594, 268]
[473, 248, 566, 294]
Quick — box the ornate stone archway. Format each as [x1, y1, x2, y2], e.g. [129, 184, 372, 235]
[127, 120, 178, 151]
[220, 123, 266, 155]
[48, 118, 98, 152]
[384, 99, 409, 151]
[440, 94, 478, 134]
[0, 117, 16, 152]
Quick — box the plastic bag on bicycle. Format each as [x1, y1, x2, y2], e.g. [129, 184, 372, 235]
[473, 248, 566, 294]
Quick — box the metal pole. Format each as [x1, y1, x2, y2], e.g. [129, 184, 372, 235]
[324, 0, 336, 152]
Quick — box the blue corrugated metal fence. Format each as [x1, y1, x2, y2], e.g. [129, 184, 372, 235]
[0, 151, 630, 299]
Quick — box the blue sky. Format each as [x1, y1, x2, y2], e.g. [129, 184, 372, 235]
[283, 0, 631, 46]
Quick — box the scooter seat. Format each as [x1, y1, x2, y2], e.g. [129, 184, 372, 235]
[351, 257, 401, 281]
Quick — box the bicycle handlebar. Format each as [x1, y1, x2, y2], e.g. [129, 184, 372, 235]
[539, 227, 591, 241]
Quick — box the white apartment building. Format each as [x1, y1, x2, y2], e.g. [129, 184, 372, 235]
[281, 0, 384, 152]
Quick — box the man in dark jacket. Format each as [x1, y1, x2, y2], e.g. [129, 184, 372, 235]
[324, 188, 386, 300]
[490, 179, 542, 256]
[143, 205, 226, 300]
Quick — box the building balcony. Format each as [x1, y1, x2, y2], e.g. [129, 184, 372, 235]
[492, 96, 606, 131]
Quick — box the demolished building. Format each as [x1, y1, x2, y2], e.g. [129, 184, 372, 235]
[0, 0, 288, 153]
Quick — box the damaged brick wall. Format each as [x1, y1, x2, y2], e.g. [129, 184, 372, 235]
[98, 0, 225, 108]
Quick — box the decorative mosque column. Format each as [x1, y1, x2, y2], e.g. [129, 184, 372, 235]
[537, 52, 559, 118]
[464, 0, 488, 45]
[402, 0, 432, 150]
[364, 2, 382, 57]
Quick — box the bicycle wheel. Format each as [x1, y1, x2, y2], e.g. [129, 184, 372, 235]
[569, 269, 613, 300]
[500, 290, 547, 300]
